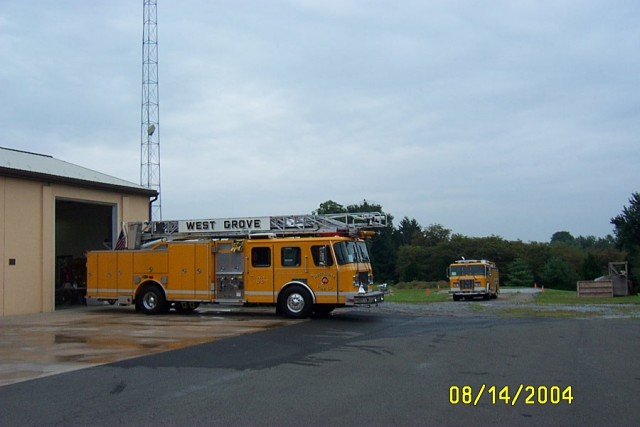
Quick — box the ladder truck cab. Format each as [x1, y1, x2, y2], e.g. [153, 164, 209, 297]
[447, 259, 499, 301]
[86, 212, 387, 318]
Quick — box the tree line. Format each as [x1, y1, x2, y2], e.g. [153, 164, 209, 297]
[315, 194, 640, 291]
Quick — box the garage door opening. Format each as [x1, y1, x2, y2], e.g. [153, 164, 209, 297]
[55, 200, 115, 308]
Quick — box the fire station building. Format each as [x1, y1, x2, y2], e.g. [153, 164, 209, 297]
[0, 147, 157, 316]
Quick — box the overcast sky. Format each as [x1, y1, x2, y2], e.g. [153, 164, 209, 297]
[1, 0, 638, 242]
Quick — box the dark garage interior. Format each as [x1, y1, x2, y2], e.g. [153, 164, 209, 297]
[55, 199, 115, 307]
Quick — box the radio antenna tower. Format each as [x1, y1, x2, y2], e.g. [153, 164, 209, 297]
[141, 0, 161, 220]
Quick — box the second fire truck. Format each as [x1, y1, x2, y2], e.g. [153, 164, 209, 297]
[447, 259, 500, 301]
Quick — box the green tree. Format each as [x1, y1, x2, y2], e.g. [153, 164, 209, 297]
[395, 245, 428, 282]
[582, 252, 604, 280]
[423, 223, 451, 246]
[505, 258, 534, 287]
[315, 200, 346, 214]
[520, 241, 552, 283]
[611, 192, 640, 282]
[346, 199, 385, 214]
[395, 217, 423, 246]
[370, 228, 397, 282]
[611, 192, 640, 255]
[540, 257, 579, 290]
[551, 231, 576, 246]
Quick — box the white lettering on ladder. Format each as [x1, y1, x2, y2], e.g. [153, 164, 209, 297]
[185, 221, 216, 231]
[178, 217, 271, 233]
[224, 219, 261, 229]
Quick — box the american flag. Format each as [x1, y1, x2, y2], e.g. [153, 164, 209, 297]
[114, 229, 126, 250]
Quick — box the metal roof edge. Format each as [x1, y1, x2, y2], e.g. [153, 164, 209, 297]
[0, 166, 158, 196]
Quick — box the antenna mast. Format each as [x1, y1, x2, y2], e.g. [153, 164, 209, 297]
[141, 0, 161, 220]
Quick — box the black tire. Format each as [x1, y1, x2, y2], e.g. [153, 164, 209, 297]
[453, 295, 461, 301]
[136, 285, 167, 315]
[278, 285, 313, 319]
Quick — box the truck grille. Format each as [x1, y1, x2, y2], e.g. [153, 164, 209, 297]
[359, 272, 370, 291]
[460, 279, 475, 290]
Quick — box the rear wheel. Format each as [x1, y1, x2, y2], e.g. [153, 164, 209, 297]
[136, 285, 167, 315]
[279, 285, 313, 319]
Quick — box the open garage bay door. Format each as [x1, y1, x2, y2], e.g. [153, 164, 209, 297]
[55, 200, 115, 307]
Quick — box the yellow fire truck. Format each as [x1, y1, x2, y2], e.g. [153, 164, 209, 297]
[447, 259, 499, 301]
[86, 213, 386, 318]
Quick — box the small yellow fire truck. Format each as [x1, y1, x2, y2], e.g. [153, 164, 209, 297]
[86, 213, 386, 318]
[447, 259, 499, 301]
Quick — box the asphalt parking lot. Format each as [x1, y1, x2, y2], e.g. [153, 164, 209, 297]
[0, 304, 299, 387]
[2, 289, 638, 389]
[2, 306, 639, 426]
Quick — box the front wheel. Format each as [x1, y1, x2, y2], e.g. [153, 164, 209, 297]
[136, 285, 167, 315]
[278, 286, 313, 319]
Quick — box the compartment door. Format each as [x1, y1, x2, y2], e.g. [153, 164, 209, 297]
[194, 243, 210, 299]
[98, 252, 118, 298]
[168, 244, 198, 300]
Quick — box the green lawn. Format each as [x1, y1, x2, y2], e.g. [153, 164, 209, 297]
[384, 288, 449, 303]
[533, 288, 640, 305]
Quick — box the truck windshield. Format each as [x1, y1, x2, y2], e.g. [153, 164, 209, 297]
[356, 242, 370, 262]
[333, 241, 370, 265]
[450, 265, 486, 276]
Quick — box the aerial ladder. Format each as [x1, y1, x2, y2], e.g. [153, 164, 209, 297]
[124, 212, 388, 249]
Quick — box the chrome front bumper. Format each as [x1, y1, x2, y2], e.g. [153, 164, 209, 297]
[345, 291, 385, 306]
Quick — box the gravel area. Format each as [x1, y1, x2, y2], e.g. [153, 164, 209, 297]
[350, 290, 640, 319]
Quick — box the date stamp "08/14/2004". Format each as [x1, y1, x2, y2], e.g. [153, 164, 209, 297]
[449, 385, 574, 406]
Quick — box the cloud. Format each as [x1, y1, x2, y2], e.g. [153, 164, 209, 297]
[0, 0, 638, 242]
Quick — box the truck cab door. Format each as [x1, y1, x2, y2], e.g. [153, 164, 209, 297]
[306, 244, 338, 304]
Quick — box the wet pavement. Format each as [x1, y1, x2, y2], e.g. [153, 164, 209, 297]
[0, 304, 299, 387]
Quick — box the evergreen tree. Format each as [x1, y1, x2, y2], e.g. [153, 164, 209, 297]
[611, 192, 640, 280]
[505, 258, 534, 287]
[611, 192, 640, 253]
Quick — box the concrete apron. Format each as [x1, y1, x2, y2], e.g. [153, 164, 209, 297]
[0, 304, 298, 387]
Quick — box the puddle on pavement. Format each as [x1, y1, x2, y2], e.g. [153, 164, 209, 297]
[55, 334, 89, 344]
[0, 306, 301, 386]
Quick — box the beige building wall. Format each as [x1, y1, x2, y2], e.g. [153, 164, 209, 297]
[0, 176, 150, 316]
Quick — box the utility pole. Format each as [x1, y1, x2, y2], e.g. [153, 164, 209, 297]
[141, 0, 161, 220]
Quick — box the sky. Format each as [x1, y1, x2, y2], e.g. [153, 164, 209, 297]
[1, 0, 638, 243]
